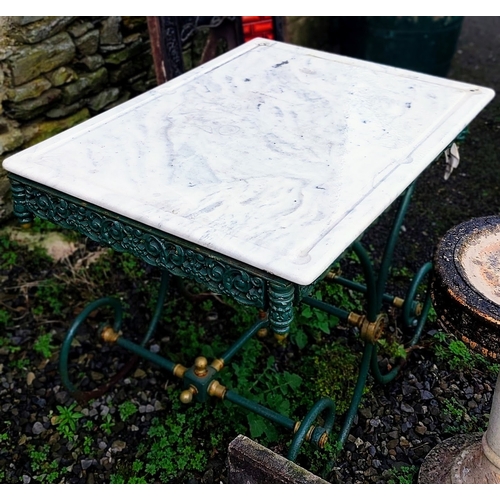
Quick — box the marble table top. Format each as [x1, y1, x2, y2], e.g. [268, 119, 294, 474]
[3, 38, 495, 285]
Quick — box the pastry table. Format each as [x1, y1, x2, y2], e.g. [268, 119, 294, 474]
[3, 38, 494, 461]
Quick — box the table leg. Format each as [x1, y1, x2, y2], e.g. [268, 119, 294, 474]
[10, 178, 33, 227]
[268, 281, 295, 341]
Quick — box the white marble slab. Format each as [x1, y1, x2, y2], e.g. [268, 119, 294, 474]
[3, 38, 495, 285]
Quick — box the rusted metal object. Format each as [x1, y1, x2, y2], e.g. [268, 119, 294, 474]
[432, 216, 500, 360]
[421, 216, 500, 484]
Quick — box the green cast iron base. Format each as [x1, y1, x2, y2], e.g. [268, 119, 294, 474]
[56, 180, 432, 465]
[10, 172, 433, 468]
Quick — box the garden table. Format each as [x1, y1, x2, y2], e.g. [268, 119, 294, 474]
[3, 38, 494, 461]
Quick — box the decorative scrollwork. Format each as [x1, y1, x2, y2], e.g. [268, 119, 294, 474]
[13, 178, 267, 308]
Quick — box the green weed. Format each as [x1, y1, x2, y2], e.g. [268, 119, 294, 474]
[33, 332, 55, 359]
[11, 358, 30, 370]
[0, 234, 18, 269]
[0, 309, 12, 327]
[377, 337, 407, 361]
[441, 396, 483, 435]
[387, 464, 418, 484]
[118, 401, 138, 422]
[33, 279, 66, 318]
[120, 253, 145, 280]
[26, 443, 61, 483]
[432, 331, 493, 373]
[100, 414, 114, 435]
[53, 402, 83, 441]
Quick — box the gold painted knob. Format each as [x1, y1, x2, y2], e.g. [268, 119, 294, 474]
[194, 356, 208, 377]
[179, 386, 197, 404]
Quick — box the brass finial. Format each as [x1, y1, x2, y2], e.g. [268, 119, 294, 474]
[194, 356, 208, 377]
[180, 386, 197, 404]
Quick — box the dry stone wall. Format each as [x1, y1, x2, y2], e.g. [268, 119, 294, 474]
[0, 16, 156, 221]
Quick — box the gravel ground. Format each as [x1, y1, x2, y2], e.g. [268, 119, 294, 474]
[1, 17, 500, 485]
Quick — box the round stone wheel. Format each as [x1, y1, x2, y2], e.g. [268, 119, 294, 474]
[432, 216, 500, 360]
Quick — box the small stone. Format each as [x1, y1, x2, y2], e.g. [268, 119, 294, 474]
[388, 439, 399, 449]
[81, 459, 95, 470]
[79, 55, 105, 71]
[420, 390, 434, 400]
[32, 421, 45, 435]
[68, 21, 95, 38]
[133, 368, 147, 379]
[110, 440, 126, 452]
[26, 372, 35, 386]
[6, 77, 52, 103]
[90, 371, 104, 381]
[355, 438, 364, 449]
[415, 424, 427, 435]
[74, 29, 100, 56]
[48, 432, 60, 445]
[359, 407, 372, 419]
[100, 17, 123, 46]
[23, 475, 31, 484]
[363, 467, 378, 477]
[4, 88, 62, 121]
[47, 66, 78, 87]
[400, 436, 410, 447]
[401, 402, 414, 413]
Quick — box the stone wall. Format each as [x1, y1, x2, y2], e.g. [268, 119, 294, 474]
[0, 16, 156, 221]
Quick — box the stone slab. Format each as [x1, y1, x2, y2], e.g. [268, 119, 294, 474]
[3, 38, 494, 285]
[228, 434, 330, 484]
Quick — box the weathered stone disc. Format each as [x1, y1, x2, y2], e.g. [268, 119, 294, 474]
[432, 216, 500, 360]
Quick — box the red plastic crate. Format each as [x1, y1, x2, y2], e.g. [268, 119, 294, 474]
[241, 16, 275, 42]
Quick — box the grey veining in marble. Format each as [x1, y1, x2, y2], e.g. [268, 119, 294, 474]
[3, 38, 495, 285]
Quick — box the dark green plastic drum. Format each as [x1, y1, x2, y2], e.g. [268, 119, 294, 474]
[338, 16, 464, 77]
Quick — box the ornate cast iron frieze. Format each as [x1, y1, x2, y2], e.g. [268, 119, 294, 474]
[9, 176, 274, 309]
